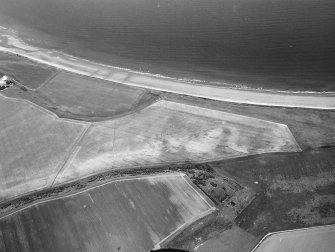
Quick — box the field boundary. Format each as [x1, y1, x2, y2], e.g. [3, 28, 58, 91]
[50, 123, 93, 187]
[53, 148, 304, 186]
[34, 69, 60, 91]
[0, 173, 211, 220]
[152, 207, 217, 250]
[0, 92, 89, 126]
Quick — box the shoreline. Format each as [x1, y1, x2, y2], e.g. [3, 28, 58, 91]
[0, 32, 334, 110]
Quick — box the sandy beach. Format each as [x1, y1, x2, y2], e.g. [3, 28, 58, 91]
[0, 32, 334, 110]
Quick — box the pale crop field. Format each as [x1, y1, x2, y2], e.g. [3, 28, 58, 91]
[0, 95, 88, 201]
[56, 100, 300, 184]
[252, 225, 335, 252]
[0, 173, 214, 252]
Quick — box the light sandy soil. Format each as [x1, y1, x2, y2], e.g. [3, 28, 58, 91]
[0, 173, 215, 252]
[252, 225, 335, 252]
[0, 32, 334, 110]
[55, 100, 300, 184]
[0, 94, 89, 201]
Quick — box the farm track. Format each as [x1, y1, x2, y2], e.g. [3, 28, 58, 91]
[50, 123, 93, 187]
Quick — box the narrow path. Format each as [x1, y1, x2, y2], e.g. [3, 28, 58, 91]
[50, 123, 92, 187]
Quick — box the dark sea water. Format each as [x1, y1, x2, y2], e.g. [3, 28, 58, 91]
[0, 0, 335, 91]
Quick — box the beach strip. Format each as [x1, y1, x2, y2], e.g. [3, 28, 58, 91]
[0, 33, 334, 110]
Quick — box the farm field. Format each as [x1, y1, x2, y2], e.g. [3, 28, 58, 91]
[0, 95, 88, 201]
[252, 225, 335, 252]
[0, 52, 56, 89]
[36, 71, 157, 120]
[0, 173, 215, 252]
[55, 100, 300, 184]
[164, 93, 335, 150]
[2, 71, 158, 121]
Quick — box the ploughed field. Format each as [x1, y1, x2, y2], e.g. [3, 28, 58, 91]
[0, 173, 215, 252]
[55, 100, 300, 184]
[0, 95, 88, 201]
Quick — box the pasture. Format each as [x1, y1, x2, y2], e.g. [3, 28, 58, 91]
[36, 71, 156, 120]
[55, 100, 300, 184]
[0, 95, 88, 201]
[0, 173, 214, 252]
[2, 71, 157, 121]
[0, 52, 55, 89]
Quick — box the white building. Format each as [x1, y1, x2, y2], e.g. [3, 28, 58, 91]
[0, 75, 9, 87]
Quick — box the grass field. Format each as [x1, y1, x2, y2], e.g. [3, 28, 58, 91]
[36, 71, 157, 120]
[2, 71, 158, 121]
[0, 95, 88, 201]
[0, 52, 56, 89]
[252, 225, 335, 252]
[0, 173, 214, 252]
[55, 100, 300, 184]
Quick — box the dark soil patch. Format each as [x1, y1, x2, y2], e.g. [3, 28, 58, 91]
[211, 148, 335, 237]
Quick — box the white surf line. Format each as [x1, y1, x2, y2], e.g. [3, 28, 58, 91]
[0, 34, 334, 110]
[250, 224, 335, 252]
[152, 207, 217, 251]
[0, 173, 192, 220]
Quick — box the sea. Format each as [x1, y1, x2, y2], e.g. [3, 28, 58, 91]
[0, 0, 334, 91]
